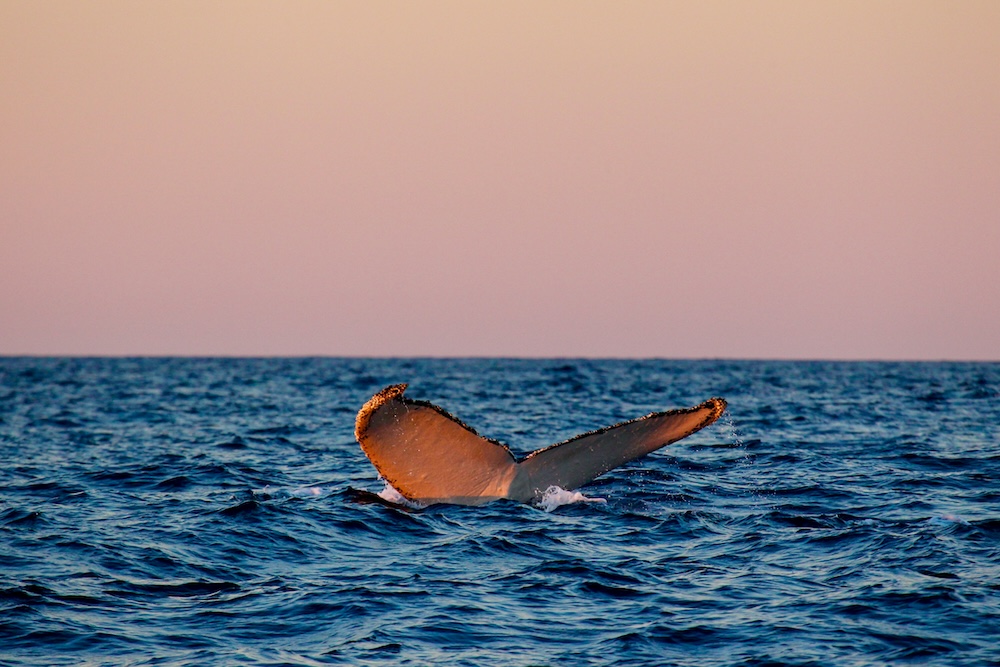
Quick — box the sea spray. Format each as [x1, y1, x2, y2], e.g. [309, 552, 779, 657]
[536, 485, 606, 512]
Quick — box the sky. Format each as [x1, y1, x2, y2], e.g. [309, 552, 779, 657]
[2, 1, 998, 359]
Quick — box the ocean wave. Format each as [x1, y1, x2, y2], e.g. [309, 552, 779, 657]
[1, 357, 998, 666]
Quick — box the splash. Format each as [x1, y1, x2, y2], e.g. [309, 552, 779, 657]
[377, 481, 427, 510]
[536, 485, 606, 512]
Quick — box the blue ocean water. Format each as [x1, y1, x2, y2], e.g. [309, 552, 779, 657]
[1, 357, 998, 666]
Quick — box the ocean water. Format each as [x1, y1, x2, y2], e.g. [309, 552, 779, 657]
[1, 357, 998, 667]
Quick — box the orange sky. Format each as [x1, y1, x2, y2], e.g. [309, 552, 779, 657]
[2, 2, 998, 358]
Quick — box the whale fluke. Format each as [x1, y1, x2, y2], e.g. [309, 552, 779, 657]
[355, 384, 727, 507]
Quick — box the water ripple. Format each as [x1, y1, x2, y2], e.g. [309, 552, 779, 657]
[1, 358, 998, 666]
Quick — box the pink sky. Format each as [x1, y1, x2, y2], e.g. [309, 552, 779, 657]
[2, 2, 998, 359]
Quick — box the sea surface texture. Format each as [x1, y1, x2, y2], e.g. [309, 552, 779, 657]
[1, 358, 998, 666]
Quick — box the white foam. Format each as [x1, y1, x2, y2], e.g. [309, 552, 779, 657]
[536, 485, 606, 512]
[377, 481, 426, 509]
[255, 484, 330, 499]
[289, 485, 328, 498]
[369, 481, 602, 511]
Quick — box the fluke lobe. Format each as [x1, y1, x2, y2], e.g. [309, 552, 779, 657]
[355, 384, 727, 507]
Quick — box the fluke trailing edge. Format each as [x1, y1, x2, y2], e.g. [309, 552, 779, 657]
[355, 384, 727, 506]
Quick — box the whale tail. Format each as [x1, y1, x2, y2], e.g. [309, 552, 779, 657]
[355, 384, 727, 506]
